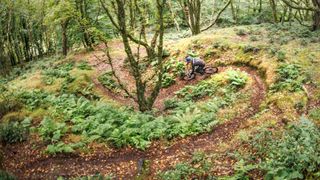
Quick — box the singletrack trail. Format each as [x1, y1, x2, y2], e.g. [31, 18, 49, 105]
[2, 43, 267, 179]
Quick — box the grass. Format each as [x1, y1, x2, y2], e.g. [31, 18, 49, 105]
[1, 23, 320, 178]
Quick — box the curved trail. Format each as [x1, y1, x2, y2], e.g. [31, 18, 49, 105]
[3, 64, 266, 179]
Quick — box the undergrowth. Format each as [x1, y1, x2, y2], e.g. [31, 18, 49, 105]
[271, 64, 306, 92]
[9, 69, 249, 151]
[158, 151, 215, 180]
[229, 118, 320, 179]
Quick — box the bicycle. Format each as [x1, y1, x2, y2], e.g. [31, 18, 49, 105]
[183, 66, 218, 81]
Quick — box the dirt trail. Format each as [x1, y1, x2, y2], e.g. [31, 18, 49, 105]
[2, 44, 267, 179]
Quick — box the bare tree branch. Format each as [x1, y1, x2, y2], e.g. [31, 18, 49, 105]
[201, 0, 231, 32]
[281, 0, 317, 11]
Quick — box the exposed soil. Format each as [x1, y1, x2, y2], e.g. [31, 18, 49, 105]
[2, 43, 267, 179]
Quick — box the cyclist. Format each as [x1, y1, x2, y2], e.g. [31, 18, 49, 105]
[185, 56, 206, 76]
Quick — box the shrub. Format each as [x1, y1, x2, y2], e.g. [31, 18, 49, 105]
[0, 100, 21, 119]
[0, 119, 30, 144]
[236, 29, 247, 36]
[249, 35, 258, 41]
[227, 70, 248, 88]
[18, 90, 49, 110]
[158, 151, 214, 180]
[45, 142, 84, 155]
[276, 51, 286, 61]
[243, 45, 260, 54]
[98, 71, 120, 92]
[77, 61, 92, 70]
[0, 170, 16, 180]
[250, 118, 320, 179]
[162, 73, 175, 88]
[271, 64, 305, 92]
[38, 117, 67, 143]
[309, 108, 320, 121]
[164, 98, 179, 110]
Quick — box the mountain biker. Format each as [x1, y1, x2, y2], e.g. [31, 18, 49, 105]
[185, 56, 205, 76]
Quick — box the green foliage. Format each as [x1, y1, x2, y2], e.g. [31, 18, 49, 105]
[250, 118, 320, 179]
[65, 173, 114, 180]
[309, 108, 320, 121]
[172, 61, 186, 79]
[45, 142, 85, 155]
[276, 51, 286, 62]
[176, 69, 248, 101]
[162, 73, 175, 88]
[38, 117, 67, 143]
[236, 29, 247, 36]
[42, 62, 74, 85]
[175, 76, 222, 101]
[222, 159, 256, 180]
[271, 64, 305, 92]
[164, 98, 179, 110]
[227, 70, 248, 88]
[46, 142, 74, 154]
[18, 90, 49, 110]
[158, 151, 214, 180]
[98, 71, 119, 92]
[0, 170, 16, 180]
[43, 62, 74, 78]
[77, 61, 92, 70]
[242, 45, 260, 54]
[249, 35, 258, 42]
[0, 119, 30, 144]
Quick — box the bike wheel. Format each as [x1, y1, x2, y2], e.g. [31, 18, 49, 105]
[183, 73, 195, 81]
[205, 67, 218, 74]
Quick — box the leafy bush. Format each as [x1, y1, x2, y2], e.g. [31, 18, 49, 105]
[243, 45, 260, 54]
[158, 151, 214, 180]
[276, 51, 286, 62]
[309, 108, 320, 121]
[162, 73, 175, 88]
[227, 70, 248, 88]
[250, 118, 320, 179]
[42, 93, 223, 150]
[42, 62, 74, 85]
[38, 117, 67, 143]
[0, 170, 16, 180]
[164, 98, 179, 110]
[0, 100, 21, 119]
[46, 142, 75, 154]
[0, 119, 30, 144]
[236, 29, 247, 36]
[45, 142, 85, 155]
[98, 71, 119, 92]
[271, 64, 305, 92]
[18, 90, 49, 110]
[77, 61, 92, 70]
[249, 35, 258, 41]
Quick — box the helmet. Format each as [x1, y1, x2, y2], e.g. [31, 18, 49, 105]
[185, 56, 192, 63]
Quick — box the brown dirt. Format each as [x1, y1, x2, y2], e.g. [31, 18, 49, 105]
[2, 43, 267, 179]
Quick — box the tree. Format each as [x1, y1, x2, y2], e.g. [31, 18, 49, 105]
[282, 0, 320, 30]
[178, 0, 231, 35]
[99, 0, 167, 112]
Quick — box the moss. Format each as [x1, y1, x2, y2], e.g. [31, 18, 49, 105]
[1, 111, 27, 123]
[266, 91, 307, 119]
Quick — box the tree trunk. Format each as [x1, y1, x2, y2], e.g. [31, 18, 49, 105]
[230, 0, 237, 23]
[312, 0, 320, 30]
[269, 0, 278, 23]
[61, 20, 69, 56]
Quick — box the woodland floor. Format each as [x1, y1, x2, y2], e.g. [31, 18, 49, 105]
[2, 41, 270, 179]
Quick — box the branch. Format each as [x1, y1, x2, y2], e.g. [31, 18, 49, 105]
[95, 42, 136, 101]
[281, 0, 317, 11]
[201, 0, 231, 32]
[99, 0, 120, 30]
[294, 10, 312, 27]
